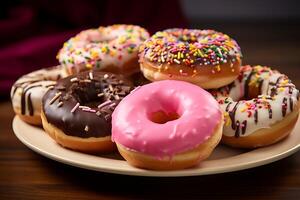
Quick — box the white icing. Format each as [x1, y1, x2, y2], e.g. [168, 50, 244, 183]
[215, 66, 299, 137]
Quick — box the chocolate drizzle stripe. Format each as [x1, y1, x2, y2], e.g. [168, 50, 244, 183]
[289, 86, 293, 94]
[289, 97, 293, 112]
[270, 87, 277, 97]
[268, 102, 273, 119]
[282, 97, 288, 117]
[254, 109, 258, 124]
[254, 100, 258, 124]
[27, 93, 34, 116]
[252, 98, 259, 124]
[21, 89, 26, 115]
[46, 84, 56, 88]
[24, 84, 42, 93]
[272, 76, 284, 97]
[229, 102, 239, 129]
[234, 120, 240, 138]
[276, 76, 284, 84]
[241, 120, 247, 135]
[20, 84, 43, 115]
[244, 68, 255, 99]
[258, 79, 264, 94]
[225, 102, 232, 112]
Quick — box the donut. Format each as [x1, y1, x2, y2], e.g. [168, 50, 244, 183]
[112, 80, 223, 170]
[139, 29, 242, 89]
[211, 65, 299, 148]
[11, 66, 66, 126]
[57, 24, 150, 76]
[41, 71, 133, 153]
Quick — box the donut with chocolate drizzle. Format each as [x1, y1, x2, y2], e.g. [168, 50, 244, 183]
[41, 71, 133, 153]
[11, 66, 66, 125]
[210, 65, 299, 148]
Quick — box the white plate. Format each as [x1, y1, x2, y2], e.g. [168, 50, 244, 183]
[12, 116, 300, 177]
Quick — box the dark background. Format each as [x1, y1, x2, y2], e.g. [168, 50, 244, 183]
[1, 0, 300, 97]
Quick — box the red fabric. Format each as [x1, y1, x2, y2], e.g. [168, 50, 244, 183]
[0, 0, 187, 95]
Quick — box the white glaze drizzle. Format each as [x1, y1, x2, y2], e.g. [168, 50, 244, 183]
[11, 66, 66, 117]
[212, 65, 299, 137]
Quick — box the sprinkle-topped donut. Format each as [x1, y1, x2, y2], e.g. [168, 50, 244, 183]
[57, 24, 150, 76]
[211, 65, 299, 148]
[41, 71, 133, 152]
[139, 29, 242, 89]
[11, 66, 66, 125]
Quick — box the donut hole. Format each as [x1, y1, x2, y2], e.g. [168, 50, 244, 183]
[70, 81, 105, 107]
[147, 92, 183, 124]
[240, 85, 262, 101]
[149, 110, 180, 124]
[87, 32, 116, 44]
[176, 34, 198, 43]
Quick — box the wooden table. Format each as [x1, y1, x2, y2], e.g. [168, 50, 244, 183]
[1, 21, 300, 199]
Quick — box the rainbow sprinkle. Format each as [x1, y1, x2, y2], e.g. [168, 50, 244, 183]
[140, 29, 242, 69]
[58, 25, 149, 71]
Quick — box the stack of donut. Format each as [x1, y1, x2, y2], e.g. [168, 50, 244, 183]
[11, 24, 299, 171]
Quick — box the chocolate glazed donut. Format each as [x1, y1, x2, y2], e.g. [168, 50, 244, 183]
[41, 71, 133, 153]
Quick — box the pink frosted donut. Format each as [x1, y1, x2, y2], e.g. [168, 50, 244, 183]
[112, 80, 223, 170]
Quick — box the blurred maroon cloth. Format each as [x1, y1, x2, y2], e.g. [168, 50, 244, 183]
[0, 0, 187, 96]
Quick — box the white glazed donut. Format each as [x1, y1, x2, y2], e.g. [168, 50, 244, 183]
[57, 24, 150, 76]
[211, 65, 299, 148]
[11, 66, 66, 125]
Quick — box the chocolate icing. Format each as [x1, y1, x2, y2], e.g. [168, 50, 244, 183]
[234, 120, 240, 137]
[225, 102, 232, 112]
[289, 97, 293, 112]
[282, 97, 288, 117]
[258, 79, 264, 94]
[42, 71, 133, 138]
[27, 93, 33, 116]
[267, 102, 273, 119]
[244, 68, 254, 99]
[241, 120, 247, 135]
[254, 108, 258, 124]
[229, 102, 239, 129]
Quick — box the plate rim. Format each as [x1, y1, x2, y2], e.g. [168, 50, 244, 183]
[12, 116, 300, 177]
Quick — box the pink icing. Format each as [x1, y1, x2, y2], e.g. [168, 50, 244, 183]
[111, 80, 222, 158]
